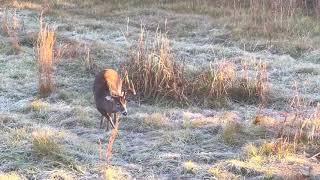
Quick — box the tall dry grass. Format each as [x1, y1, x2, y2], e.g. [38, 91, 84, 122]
[277, 83, 320, 146]
[158, 0, 320, 44]
[126, 27, 188, 104]
[194, 62, 236, 98]
[126, 28, 270, 107]
[37, 14, 55, 97]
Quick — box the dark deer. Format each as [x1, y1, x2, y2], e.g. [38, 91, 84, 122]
[93, 69, 135, 130]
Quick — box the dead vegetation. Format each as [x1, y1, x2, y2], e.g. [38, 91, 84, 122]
[127, 28, 270, 107]
[37, 15, 56, 97]
[126, 28, 188, 104]
[32, 129, 61, 156]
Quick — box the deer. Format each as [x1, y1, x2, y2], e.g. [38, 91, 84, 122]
[93, 68, 135, 131]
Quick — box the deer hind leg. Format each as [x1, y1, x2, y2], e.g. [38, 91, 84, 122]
[100, 115, 105, 129]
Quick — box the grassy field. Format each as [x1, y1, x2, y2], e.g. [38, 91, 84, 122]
[1, 0, 320, 179]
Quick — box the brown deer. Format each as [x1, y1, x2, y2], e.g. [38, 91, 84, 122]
[93, 69, 135, 130]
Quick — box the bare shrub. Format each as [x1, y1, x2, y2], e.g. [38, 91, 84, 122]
[37, 15, 56, 97]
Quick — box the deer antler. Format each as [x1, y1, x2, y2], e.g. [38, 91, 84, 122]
[129, 79, 136, 95]
[123, 70, 136, 95]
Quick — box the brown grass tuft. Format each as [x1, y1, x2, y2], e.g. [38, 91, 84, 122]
[32, 130, 60, 156]
[37, 14, 56, 97]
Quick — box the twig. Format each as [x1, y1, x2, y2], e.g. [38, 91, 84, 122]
[310, 152, 320, 159]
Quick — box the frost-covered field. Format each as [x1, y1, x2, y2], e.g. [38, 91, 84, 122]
[1, 1, 320, 179]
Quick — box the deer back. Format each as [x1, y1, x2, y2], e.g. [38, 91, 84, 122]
[104, 69, 123, 97]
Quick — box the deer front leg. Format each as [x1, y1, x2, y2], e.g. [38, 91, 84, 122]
[105, 113, 113, 131]
[108, 113, 116, 129]
[113, 113, 119, 126]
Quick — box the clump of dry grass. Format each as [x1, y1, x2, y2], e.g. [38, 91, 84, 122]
[49, 170, 74, 180]
[273, 82, 320, 147]
[54, 40, 88, 60]
[9, 127, 28, 146]
[208, 166, 238, 179]
[196, 61, 236, 98]
[126, 27, 188, 104]
[103, 166, 127, 180]
[32, 130, 61, 156]
[30, 99, 49, 112]
[190, 60, 269, 107]
[143, 113, 169, 128]
[229, 60, 270, 105]
[222, 122, 243, 145]
[183, 161, 199, 174]
[0, 172, 22, 180]
[244, 140, 295, 161]
[192, 61, 236, 107]
[37, 14, 56, 97]
[226, 139, 296, 177]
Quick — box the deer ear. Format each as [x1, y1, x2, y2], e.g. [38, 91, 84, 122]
[105, 96, 113, 101]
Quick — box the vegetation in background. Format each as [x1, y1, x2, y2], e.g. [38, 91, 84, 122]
[127, 28, 270, 107]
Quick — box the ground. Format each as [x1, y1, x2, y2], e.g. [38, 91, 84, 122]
[0, 1, 320, 179]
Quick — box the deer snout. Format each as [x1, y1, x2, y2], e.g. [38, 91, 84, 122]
[122, 110, 127, 116]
